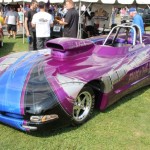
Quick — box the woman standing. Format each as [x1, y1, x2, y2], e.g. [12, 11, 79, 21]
[17, 7, 24, 31]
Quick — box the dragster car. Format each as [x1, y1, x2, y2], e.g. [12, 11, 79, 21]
[0, 24, 150, 131]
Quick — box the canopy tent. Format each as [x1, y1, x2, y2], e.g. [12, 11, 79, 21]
[1, 0, 150, 5]
[136, 0, 150, 4]
[101, 0, 150, 4]
[0, 0, 150, 41]
[0, 0, 13, 3]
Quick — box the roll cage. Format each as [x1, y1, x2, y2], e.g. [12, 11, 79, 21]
[103, 24, 143, 47]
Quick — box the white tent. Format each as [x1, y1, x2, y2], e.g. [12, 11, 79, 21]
[1, 0, 150, 40]
[101, 0, 150, 4]
[0, 0, 13, 3]
[136, 0, 150, 4]
[31, 0, 150, 38]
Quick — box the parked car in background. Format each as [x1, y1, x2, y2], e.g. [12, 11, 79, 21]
[137, 8, 144, 17]
[136, 7, 150, 27]
[142, 8, 150, 25]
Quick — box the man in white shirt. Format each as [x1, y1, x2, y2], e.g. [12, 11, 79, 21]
[5, 6, 19, 39]
[32, 2, 53, 50]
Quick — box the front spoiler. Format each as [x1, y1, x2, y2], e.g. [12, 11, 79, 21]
[0, 113, 26, 131]
[0, 104, 72, 132]
[0, 113, 61, 131]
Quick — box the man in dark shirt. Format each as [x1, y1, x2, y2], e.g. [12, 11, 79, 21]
[56, 0, 79, 38]
[24, 0, 38, 50]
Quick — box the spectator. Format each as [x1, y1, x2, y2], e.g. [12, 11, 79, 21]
[0, 6, 3, 18]
[17, 7, 23, 31]
[120, 8, 126, 19]
[111, 7, 117, 25]
[0, 13, 4, 29]
[56, 0, 79, 38]
[32, 1, 53, 50]
[24, 0, 38, 51]
[24, 4, 30, 14]
[19, 5, 24, 12]
[4, 7, 19, 39]
[84, 11, 95, 38]
[129, 7, 144, 36]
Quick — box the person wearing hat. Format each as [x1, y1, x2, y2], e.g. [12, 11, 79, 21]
[129, 7, 144, 36]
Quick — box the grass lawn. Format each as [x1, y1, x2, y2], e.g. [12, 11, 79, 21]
[0, 34, 28, 57]
[0, 35, 150, 150]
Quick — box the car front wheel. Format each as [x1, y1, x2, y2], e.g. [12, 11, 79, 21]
[72, 86, 95, 125]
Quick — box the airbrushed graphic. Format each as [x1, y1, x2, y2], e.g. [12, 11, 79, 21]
[0, 24, 150, 132]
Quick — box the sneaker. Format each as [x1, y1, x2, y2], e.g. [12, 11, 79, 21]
[8, 34, 11, 38]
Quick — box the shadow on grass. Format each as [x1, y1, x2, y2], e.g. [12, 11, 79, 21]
[0, 41, 15, 57]
[16, 34, 25, 39]
[0, 86, 149, 137]
[28, 85, 149, 137]
[0, 34, 27, 57]
[29, 125, 79, 138]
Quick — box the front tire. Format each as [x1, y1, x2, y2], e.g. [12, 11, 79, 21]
[72, 86, 95, 125]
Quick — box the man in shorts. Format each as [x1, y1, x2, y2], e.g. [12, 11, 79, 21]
[5, 6, 19, 39]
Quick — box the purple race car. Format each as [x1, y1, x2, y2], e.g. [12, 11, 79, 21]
[0, 24, 150, 132]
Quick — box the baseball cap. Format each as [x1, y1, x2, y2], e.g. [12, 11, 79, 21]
[129, 7, 136, 13]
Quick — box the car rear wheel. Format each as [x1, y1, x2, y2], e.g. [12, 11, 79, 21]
[72, 86, 95, 125]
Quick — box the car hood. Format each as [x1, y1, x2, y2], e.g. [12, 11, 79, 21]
[0, 50, 51, 115]
[0, 47, 125, 115]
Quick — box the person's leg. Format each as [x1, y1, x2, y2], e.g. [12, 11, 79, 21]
[89, 26, 94, 37]
[88, 26, 93, 37]
[7, 24, 11, 38]
[29, 31, 37, 51]
[17, 22, 20, 31]
[20, 22, 23, 30]
[32, 31, 37, 50]
[37, 37, 44, 50]
[12, 25, 17, 39]
[44, 37, 50, 48]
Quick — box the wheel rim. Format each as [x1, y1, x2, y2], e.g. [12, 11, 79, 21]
[73, 91, 92, 122]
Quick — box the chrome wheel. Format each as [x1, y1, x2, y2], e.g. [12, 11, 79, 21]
[72, 86, 95, 125]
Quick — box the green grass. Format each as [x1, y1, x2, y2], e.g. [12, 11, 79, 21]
[0, 34, 28, 57]
[0, 36, 150, 150]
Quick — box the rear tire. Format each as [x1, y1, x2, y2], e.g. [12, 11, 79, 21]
[72, 86, 95, 125]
